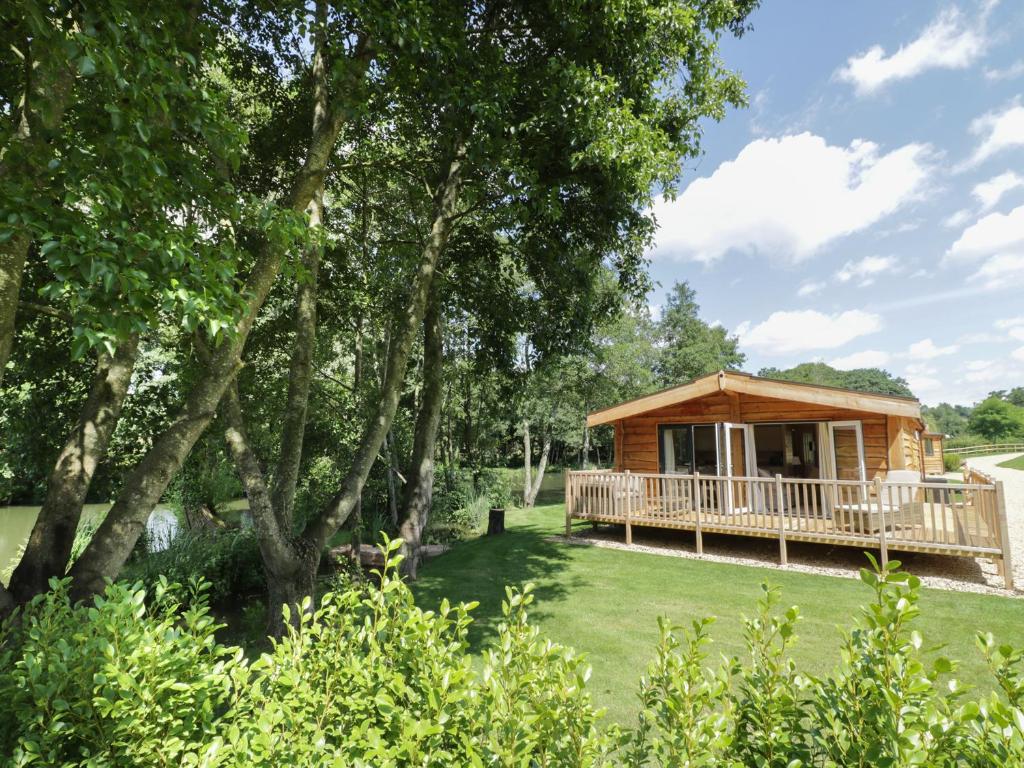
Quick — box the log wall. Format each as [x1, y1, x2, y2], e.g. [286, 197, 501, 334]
[616, 391, 915, 481]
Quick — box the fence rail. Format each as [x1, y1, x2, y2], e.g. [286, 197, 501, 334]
[565, 470, 1013, 590]
[945, 443, 1024, 458]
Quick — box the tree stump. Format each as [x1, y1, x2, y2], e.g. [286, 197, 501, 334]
[487, 507, 505, 536]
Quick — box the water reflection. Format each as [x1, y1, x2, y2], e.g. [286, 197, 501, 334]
[1, 504, 181, 586]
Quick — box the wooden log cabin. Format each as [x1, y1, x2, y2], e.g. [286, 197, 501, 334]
[592, 371, 931, 482]
[565, 371, 1014, 588]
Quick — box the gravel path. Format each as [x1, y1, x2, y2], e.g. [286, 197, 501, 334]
[563, 455, 1024, 598]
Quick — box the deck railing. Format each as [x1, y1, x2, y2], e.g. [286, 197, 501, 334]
[565, 470, 1014, 590]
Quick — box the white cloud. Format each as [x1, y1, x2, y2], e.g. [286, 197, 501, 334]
[943, 208, 973, 228]
[1009, 327, 1024, 341]
[972, 171, 1024, 210]
[967, 102, 1024, 166]
[907, 338, 960, 359]
[995, 316, 1024, 329]
[946, 204, 1024, 262]
[836, 8, 987, 96]
[906, 362, 939, 376]
[797, 280, 826, 297]
[835, 255, 900, 286]
[1014, 347, 1024, 362]
[651, 134, 932, 263]
[736, 309, 883, 354]
[906, 374, 943, 395]
[829, 349, 891, 370]
[984, 60, 1024, 81]
[958, 331, 1000, 343]
[965, 360, 1005, 383]
[970, 253, 1024, 289]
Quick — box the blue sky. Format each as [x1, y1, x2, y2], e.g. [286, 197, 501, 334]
[647, 0, 1024, 406]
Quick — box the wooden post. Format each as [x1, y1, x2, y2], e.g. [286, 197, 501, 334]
[874, 476, 888, 568]
[775, 474, 787, 565]
[565, 472, 573, 536]
[693, 471, 703, 555]
[996, 480, 1015, 590]
[624, 470, 632, 545]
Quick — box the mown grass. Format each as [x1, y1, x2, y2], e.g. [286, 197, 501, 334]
[997, 454, 1024, 471]
[411, 503, 1024, 726]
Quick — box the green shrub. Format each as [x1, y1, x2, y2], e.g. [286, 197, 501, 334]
[231, 538, 608, 765]
[122, 527, 264, 606]
[945, 452, 964, 472]
[3, 546, 1024, 766]
[0, 578, 244, 767]
[474, 467, 514, 509]
[426, 469, 490, 544]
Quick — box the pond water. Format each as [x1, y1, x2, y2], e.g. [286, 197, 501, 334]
[0, 504, 181, 587]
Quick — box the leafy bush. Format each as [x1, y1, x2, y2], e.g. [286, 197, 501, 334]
[945, 452, 964, 472]
[3, 547, 1024, 766]
[0, 578, 244, 767]
[426, 468, 489, 544]
[122, 527, 264, 606]
[475, 467, 514, 509]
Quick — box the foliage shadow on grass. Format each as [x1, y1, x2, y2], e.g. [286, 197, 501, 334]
[411, 512, 584, 652]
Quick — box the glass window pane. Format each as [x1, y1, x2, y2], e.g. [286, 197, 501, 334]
[660, 426, 693, 473]
[693, 425, 718, 474]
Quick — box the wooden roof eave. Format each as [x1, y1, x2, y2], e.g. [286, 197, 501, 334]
[586, 373, 724, 427]
[586, 371, 922, 427]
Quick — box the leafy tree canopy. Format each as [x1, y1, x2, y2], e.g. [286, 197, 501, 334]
[757, 362, 914, 398]
[656, 281, 744, 385]
[968, 397, 1024, 442]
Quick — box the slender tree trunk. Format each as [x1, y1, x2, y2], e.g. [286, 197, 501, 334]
[270, 187, 323, 533]
[522, 419, 533, 506]
[301, 143, 466, 552]
[65, 34, 374, 603]
[398, 287, 443, 577]
[7, 337, 139, 604]
[384, 429, 399, 529]
[351, 320, 363, 564]
[0, 234, 31, 389]
[528, 431, 553, 505]
[582, 417, 590, 470]
[222, 383, 315, 635]
[0, 44, 74, 389]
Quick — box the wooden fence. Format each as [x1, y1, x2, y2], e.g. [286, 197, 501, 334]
[945, 442, 1024, 458]
[565, 470, 1014, 590]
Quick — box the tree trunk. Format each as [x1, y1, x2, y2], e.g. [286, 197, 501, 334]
[301, 143, 466, 551]
[0, 44, 74, 389]
[7, 336, 139, 605]
[522, 419, 533, 506]
[270, 187, 323, 533]
[582, 418, 590, 470]
[0, 233, 30, 390]
[524, 430, 553, 508]
[384, 429, 399, 529]
[398, 287, 443, 577]
[221, 382, 313, 636]
[65, 34, 373, 603]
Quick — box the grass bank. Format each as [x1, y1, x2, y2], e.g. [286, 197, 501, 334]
[411, 503, 1024, 725]
[997, 454, 1024, 471]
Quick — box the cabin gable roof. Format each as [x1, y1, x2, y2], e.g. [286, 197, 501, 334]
[586, 370, 922, 426]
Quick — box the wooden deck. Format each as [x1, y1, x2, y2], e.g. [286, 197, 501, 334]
[566, 469, 1014, 589]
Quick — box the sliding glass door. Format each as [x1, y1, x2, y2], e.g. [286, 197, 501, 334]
[658, 423, 753, 477]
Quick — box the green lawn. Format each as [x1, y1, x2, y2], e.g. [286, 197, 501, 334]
[411, 503, 1024, 726]
[997, 455, 1024, 471]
